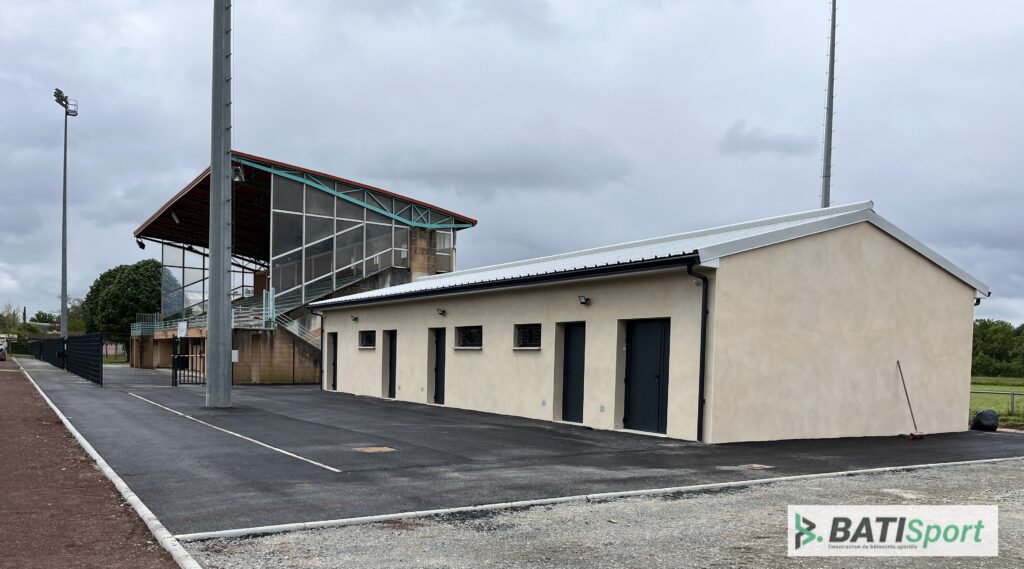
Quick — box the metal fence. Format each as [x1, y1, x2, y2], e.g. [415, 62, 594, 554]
[30, 335, 103, 386]
[66, 334, 103, 385]
[972, 390, 1023, 416]
[30, 338, 65, 370]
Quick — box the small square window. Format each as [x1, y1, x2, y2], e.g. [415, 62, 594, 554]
[456, 326, 483, 348]
[514, 324, 541, 348]
[358, 330, 376, 348]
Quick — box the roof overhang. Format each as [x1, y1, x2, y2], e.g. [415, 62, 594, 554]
[695, 208, 991, 298]
[134, 151, 478, 262]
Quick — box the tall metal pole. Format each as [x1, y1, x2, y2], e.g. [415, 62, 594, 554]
[207, 0, 232, 407]
[819, 0, 837, 208]
[61, 110, 69, 340]
[54, 89, 76, 339]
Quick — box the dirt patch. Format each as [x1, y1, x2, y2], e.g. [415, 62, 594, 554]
[0, 358, 177, 569]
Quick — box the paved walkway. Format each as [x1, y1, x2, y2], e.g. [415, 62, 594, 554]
[18, 357, 1024, 536]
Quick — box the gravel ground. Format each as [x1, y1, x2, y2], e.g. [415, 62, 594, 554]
[190, 459, 1024, 568]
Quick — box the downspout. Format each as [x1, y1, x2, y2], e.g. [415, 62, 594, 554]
[687, 263, 709, 443]
[311, 309, 324, 391]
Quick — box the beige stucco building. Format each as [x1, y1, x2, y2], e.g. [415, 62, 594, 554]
[313, 202, 989, 443]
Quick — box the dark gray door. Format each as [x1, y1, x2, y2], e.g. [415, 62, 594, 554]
[624, 319, 671, 434]
[561, 322, 586, 423]
[328, 332, 338, 390]
[386, 330, 397, 398]
[433, 328, 446, 404]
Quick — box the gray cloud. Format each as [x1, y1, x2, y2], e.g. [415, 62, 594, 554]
[0, 0, 1021, 326]
[719, 120, 817, 156]
[359, 125, 631, 193]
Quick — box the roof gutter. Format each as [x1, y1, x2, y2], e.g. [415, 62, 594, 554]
[314, 253, 701, 310]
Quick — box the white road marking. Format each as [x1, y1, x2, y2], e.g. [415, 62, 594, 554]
[128, 392, 342, 473]
[174, 454, 1024, 542]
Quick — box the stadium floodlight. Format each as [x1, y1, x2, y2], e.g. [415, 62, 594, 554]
[54, 88, 78, 343]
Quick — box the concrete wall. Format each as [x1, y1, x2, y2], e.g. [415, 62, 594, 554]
[322, 270, 706, 440]
[232, 329, 321, 384]
[705, 222, 976, 443]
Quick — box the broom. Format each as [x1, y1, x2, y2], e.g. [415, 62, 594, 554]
[897, 360, 925, 439]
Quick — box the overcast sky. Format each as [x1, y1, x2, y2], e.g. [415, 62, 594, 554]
[1, 0, 1021, 323]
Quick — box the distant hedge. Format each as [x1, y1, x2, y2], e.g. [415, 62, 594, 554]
[973, 319, 1024, 378]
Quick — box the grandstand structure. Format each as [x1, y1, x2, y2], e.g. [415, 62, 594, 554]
[129, 151, 476, 383]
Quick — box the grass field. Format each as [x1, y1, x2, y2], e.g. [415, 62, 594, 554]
[971, 376, 1024, 429]
[102, 354, 128, 364]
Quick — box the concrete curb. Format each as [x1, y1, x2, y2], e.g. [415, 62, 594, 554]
[16, 358, 203, 569]
[175, 453, 1024, 542]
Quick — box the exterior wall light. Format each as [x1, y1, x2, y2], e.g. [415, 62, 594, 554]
[350, 315, 359, 322]
[136, 239, 146, 250]
[171, 211, 181, 225]
[436, 308, 446, 316]
[578, 296, 590, 306]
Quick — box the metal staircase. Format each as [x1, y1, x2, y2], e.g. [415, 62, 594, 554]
[276, 313, 321, 347]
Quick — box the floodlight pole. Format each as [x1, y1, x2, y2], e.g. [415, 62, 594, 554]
[819, 0, 837, 208]
[207, 0, 232, 408]
[53, 88, 77, 342]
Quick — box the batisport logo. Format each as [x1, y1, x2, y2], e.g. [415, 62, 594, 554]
[787, 505, 998, 557]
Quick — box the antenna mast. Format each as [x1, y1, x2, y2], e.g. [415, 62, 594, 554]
[820, 0, 837, 208]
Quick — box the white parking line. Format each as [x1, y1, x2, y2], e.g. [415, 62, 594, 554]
[128, 393, 342, 473]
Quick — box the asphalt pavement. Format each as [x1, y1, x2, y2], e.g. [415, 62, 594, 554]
[18, 357, 1024, 536]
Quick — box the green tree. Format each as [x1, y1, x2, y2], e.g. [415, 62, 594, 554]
[973, 319, 1017, 360]
[30, 310, 57, 324]
[81, 260, 162, 344]
[973, 319, 1024, 378]
[0, 302, 19, 333]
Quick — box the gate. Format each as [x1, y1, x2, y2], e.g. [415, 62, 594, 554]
[172, 337, 206, 386]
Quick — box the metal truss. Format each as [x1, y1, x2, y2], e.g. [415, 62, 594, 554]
[232, 155, 473, 230]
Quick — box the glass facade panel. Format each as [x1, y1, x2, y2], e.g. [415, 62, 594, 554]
[394, 226, 409, 250]
[436, 230, 454, 254]
[337, 191, 365, 220]
[365, 207, 392, 224]
[393, 248, 409, 269]
[365, 223, 392, 258]
[436, 253, 452, 273]
[184, 250, 204, 268]
[272, 249, 303, 292]
[272, 212, 303, 255]
[336, 219, 361, 234]
[368, 250, 392, 272]
[336, 262, 363, 282]
[305, 238, 333, 282]
[162, 289, 183, 317]
[305, 216, 333, 245]
[335, 226, 364, 269]
[305, 185, 334, 216]
[184, 281, 204, 311]
[272, 175, 303, 212]
[163, 243, 183, 267]
[184, 267, 204, 286]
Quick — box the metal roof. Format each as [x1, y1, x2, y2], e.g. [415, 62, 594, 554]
[134, 151, 477, 261]
[313, 201, 990, 308]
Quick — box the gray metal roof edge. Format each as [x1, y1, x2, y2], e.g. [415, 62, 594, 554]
[413, 200, 875, 284]
[697, 209, 873, 262]
[864, 211, 990, 297]
[698, 209, 990, 297]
